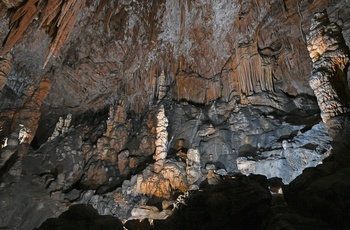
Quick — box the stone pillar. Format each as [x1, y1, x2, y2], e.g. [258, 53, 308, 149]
[307, 10, 350, 162]
[157, 70, 167, 102]
[307, 10, 350, 124]
[48, 113, 72, 141]
[153, 105, 168, 173]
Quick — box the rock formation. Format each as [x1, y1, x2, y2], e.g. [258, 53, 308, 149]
[48, 113, 72, 141]
[277, 11, 350, 230]
[306, 10, 350, 163]
[0, 53, 12, 91]
[153, 105, 168, 173]
[185, 148, 202, 185]
[1, 0, 25, 8]
[0, 1, 350, 229]
[307, 10, 350, 124]
[157, 70, 167, 102]
[1, 0, 85, 68]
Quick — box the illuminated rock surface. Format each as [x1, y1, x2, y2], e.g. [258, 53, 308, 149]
[0, 0, 350, 229]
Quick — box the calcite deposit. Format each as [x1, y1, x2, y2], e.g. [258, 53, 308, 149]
[307, 10, 350, 124]
[153, 105, 168, 173]
[0, 0, 350, 229]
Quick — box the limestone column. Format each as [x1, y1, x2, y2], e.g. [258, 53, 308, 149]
[157, 70, 167, 102]
[307, 10, 350, 124]
[153, 105, 168, 173]
[307, 10, 350, 161]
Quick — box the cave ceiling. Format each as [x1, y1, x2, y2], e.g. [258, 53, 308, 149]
[0, 0, 349, 140]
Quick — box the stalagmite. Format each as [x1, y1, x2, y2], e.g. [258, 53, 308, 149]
[307, 11, 350, 124]
[48, 113, 72, 141]
[157, 70, 167, 102]
[153, 105, 168, 173]
[307, 10, 350, 161]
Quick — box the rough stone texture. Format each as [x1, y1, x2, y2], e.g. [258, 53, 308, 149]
[0, 172, 69, 229]
[274, 10, 350, 230]
[131, 206, 172, 220]
[1, 0, 348, 141]
[186, 148, 202, 185]
[306, 10, 350, 166]
[1, 0, 24, 8]
[237, 122, 332, 183]
[154, 105, 168, 173]
[307, 10, 350, 124]
[26, 128, 85, 193]
[0, 53, 12, 91]
[129, 161, 188, 200]
[0, 1, 349, 229]
[48, 113, 72, 141]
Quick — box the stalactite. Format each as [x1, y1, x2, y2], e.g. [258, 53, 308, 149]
[235, 42, 274, 96]
[153, 105, 168, 173]
[43, 0, 85, 68]
[260, 56, 274, 92]
[0, 53, 12, 91]
[180, 0, 186, 40]
[1, 0, 40, 56]
[149, 65, 158, 105]
[236, 44, 260, 95]
[1, 0, 85, 68]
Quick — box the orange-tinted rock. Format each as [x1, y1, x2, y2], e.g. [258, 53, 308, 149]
[174, 72, 205, 104]
[0, 53, 12, 91]
[1, 0, 25, 8]
[307, 11, 350, 124]
[11, 77, 51, 145]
